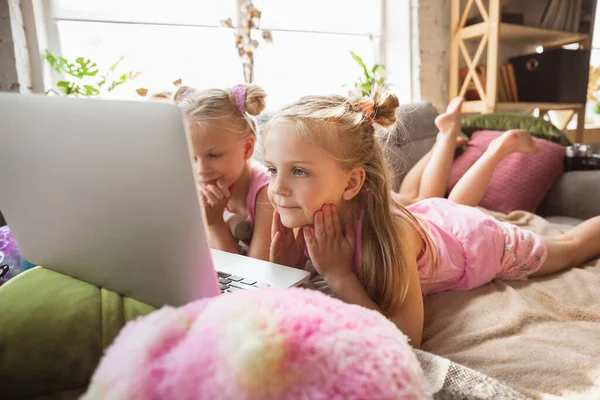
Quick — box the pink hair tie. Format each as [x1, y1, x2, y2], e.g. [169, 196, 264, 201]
[231, 84, 247, 114]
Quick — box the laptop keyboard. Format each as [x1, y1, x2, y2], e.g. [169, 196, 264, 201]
[217, 270, 270, 294]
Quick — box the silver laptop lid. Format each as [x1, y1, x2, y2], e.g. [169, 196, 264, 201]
[0, 93, 220, 306]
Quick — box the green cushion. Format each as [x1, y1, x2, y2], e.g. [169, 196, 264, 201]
[0, 267, 156, 399]
[461, 113, 572, 146]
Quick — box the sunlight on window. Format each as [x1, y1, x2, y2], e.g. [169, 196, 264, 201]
[56, 27, 376, 108]
[258, 0, 381, 35]
[54, 0, 234, 26]
[254, 31, 375, 107]
[52, 1, 380, 108]
[591, 2, 600, 66]
[57, 21, 243, 99]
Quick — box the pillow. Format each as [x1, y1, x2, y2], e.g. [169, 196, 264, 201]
[0, 267, 155, 398]
[448, 130, 565, 214]
[83, 288, 429, 399]
[461, 113, 571, 146]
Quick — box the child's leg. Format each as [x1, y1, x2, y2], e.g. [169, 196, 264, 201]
[415, 97, 464, 200]
[398, 97, 465, 205]
[398, 149, 433, 203]
[448, 129, 538, 207]
[531, 216, 600, 277]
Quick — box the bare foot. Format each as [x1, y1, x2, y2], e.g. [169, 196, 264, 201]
[456, 135, 469, 148]
[434, 97, 464, 138]
[489, 129, 539, 156]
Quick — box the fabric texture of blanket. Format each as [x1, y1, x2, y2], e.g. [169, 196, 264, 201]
[421, 209, 600, 399]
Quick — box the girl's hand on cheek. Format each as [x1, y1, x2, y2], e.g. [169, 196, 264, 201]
[304, 204, 355, 282]
[269, 211, 307, 269]
[199, 180, 230, 226]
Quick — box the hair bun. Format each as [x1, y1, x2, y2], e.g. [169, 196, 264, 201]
[370, 87, 399, 128]
[244, 84, 267, 116]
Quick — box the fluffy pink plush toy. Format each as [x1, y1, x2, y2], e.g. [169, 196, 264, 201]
[82, 288, 430, 399]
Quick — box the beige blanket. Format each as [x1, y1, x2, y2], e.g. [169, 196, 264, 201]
[421, 210, 600, 399]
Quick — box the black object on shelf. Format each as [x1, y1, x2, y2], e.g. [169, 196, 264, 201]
[510, 49, 591, 104]
[466, 12, 524, 26]
[564, 144, 600, 171]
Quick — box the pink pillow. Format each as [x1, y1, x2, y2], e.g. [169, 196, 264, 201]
[448, 130, 565, 214]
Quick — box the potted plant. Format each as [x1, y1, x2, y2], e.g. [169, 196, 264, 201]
[44, 49, 139, 96]
[348, 50, 387, 96]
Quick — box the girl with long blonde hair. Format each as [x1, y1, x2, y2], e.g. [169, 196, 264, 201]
[262, 88, 600, 347]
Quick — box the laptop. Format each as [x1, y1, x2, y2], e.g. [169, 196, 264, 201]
[0, 93, 309, 307]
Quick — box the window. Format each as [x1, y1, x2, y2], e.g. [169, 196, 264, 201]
[48, 0, 383, 109]
[592, 2, 600, 67]
[586, 4, 600, 126]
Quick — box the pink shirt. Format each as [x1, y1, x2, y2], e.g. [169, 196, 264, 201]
[231, 164, 270, 223]
[354, 195, 547, 295]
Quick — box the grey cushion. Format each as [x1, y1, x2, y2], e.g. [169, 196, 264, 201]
[537, 170, 600, 220]
[386, 102, 439, 191]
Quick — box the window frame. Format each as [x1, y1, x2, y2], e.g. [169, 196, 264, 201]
[26, 0, 413, 103]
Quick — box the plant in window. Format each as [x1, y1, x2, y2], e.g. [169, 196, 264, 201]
[588, 65, 600, 115]
[44, 49, 139, 96]
[220, 0, 273, 83]
[348, 50, 387, 96]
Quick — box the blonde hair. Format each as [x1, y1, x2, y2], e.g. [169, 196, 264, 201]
[263, 87, 436, 315]
[173, 84, 267, 137]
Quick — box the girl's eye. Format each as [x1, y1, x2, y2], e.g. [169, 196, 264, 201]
[208, 153, 223, 159]
[267, 167, 277, 175]
[293, 168, 307, 177]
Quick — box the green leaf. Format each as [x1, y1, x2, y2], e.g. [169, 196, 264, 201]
[44, 51, 135, 96]
[106, 73, 129, 92]
[74, 57, 99, 78]
[99, 58, 133, 89]
[43, 50, 61, 73]
[82, 85, 101, 96]
[108, 56, 124, 72]
[356, 82, 371, 96]
[97, 76, 107, 87]
[372, 64, 386, 79]
[58, 57, 71, 71]
[57, 80, 76, 95]
[345, 50, 388, 95]
[371, 64, 383, 73]
[350, 50, 369, 78]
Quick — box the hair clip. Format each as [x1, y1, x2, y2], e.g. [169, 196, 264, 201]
[231, 84, 247, 114]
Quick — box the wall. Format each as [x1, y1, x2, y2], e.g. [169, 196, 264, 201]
[413, 0, 451, 112]
[0, 0, 30, 93]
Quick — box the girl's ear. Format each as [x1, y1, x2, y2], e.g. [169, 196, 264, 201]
[243, 134, 256, 161]
[342, 168, 366, 201]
